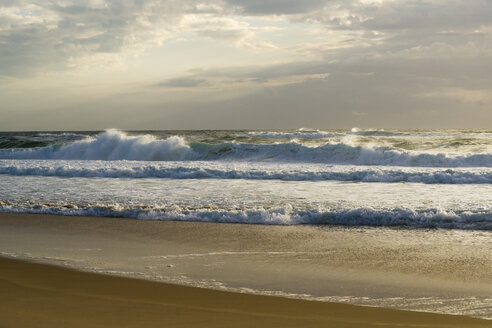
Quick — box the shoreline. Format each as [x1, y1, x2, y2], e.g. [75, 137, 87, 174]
[1, 212, 491, 322]
[1, 256, 490, 328]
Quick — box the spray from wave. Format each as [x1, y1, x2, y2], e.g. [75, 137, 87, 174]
[0, 129, 491, 167]
[1, 201, 491, 230]
[1, 160, 492, 183]
[0, 129, 197, 161]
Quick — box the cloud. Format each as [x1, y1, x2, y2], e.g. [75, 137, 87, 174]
[0, 0, 228, 76]
[156, 77, 207, 88]
[159, 60, 334, 89]
[296, 0, 492, 48]
[144, 68, 491, 130]
[0, 1, 164, 75]
[3, 0, 492, 78]
[226, 0, 330, 15]
[179, 14, 278, 50]
[0, 0, 288, 77]
[1, 0, 492, 129]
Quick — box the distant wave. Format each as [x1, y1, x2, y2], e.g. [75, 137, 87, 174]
[0, 132, 85, 149]
[349, 127, 398, 136]
[1, 160, 492, 183]
[0, 138, 49, 149]
[34, 132, 84, 137]
[1, 202, 490, 230]
[239, 128, 408, 138]
[0, 129, 491, 167]
[239, 130, 340, 139]
[348, 128, 492, 138]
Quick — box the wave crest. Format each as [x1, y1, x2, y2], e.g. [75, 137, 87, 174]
[1, 202, 490, 230]
[2, 160, 492, 183]
[0, 129, 491, 167]
[0, 129, 196, 161]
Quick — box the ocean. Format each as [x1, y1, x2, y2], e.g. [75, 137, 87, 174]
[0, 128, 491, 230]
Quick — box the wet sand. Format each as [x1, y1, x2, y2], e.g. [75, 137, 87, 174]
[1, 212, 491, 324]
[1, 256, 491, 328]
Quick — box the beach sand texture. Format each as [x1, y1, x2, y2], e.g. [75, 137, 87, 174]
[1, 256, 491, 328]
[1, 213, 492, 327]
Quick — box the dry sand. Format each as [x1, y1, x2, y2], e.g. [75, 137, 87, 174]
[1, 256, 491, 328]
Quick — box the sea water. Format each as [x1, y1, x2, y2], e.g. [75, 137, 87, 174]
[0, 128, 491, 230]
[1, 128, 491, 319]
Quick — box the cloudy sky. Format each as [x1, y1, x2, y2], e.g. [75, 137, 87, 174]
[1, 0, 491, 130]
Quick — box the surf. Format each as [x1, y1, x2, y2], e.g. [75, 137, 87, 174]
[1, 129, 491, 167]
[1, 160, 492, 184]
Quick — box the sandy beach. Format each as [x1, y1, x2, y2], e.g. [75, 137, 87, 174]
[1, 256, 491, 328]
[1, 212, 491, 327]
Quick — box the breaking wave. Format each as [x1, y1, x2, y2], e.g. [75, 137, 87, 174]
[239, 130, 340, 139]
[0, 129, 196, 161]
[34, 132, 84, 137]
[0, 129, 491, 167]
[1, 160, 492, 184]
[1, 202, 490, 230]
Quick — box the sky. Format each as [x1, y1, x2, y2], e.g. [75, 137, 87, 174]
[0, 0, 491, 130]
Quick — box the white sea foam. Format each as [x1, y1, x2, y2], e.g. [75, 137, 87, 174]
[1, 129, 491, 231]
[1, 129, 491, 167]
[1, 160, 492, 184]
[1, 202, 491, 230]
[0, 129, 197, 161]
[34, 132, 83, 137]
[239, 130, 340, 139]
